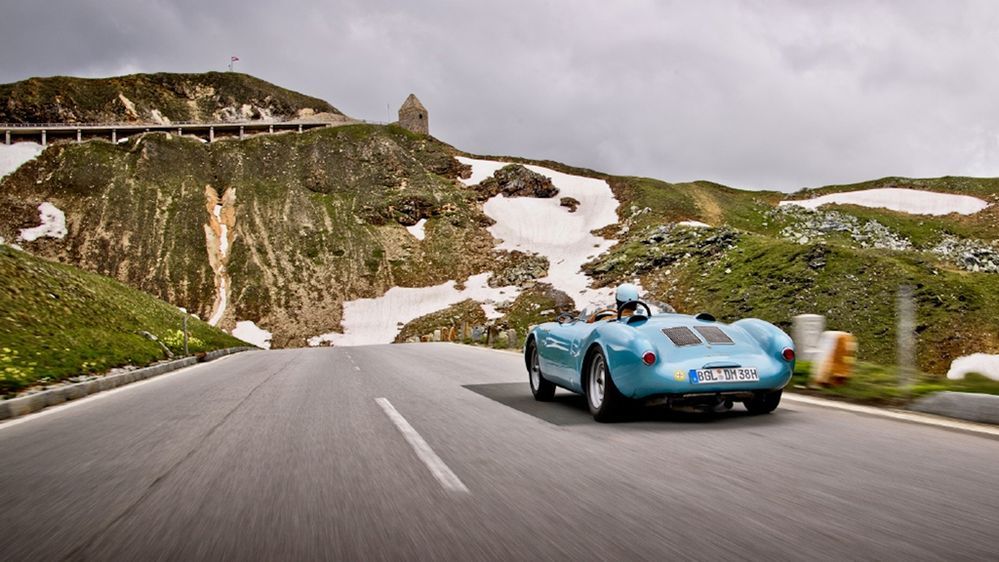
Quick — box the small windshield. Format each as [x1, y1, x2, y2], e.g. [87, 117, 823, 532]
[644, 298, 676, 314]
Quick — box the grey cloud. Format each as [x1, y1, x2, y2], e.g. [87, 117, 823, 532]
[2, 0, 998, 191]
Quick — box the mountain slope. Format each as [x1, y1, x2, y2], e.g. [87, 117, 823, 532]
[0, 245, 243, 396]
[460, 154, 999, 375]
[1, 74, 997, 376]
[0, 125, 496, 347]
[0, 72, 346, 124]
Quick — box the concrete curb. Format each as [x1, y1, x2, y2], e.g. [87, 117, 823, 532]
[0, 347, 255, 421]
[783, 393, 999, 439]
[909, 391, 999, 425]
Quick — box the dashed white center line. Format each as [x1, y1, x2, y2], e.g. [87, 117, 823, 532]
[375, 397, 469, 494]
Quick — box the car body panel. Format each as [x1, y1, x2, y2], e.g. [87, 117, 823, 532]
[528, 313, 794, 399]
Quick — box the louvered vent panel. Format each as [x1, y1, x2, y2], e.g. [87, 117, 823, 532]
[694, 326, 734, 345]
[662, 327, 702, 347]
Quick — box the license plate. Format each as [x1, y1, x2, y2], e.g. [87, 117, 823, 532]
[689, 367, 759, 384]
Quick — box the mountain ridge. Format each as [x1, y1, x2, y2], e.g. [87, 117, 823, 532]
[0, 72, 345, 124]
[1, 72, 997, 378]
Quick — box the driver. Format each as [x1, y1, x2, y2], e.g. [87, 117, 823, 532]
[587, 283, 640, 323]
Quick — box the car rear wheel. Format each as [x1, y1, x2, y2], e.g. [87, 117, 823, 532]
[586, 349, 624, 422]
[745, 390, 782, 414]
[528, 342, 556, 401]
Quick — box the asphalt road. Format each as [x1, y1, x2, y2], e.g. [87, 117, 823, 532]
[2, 344, 998, 560]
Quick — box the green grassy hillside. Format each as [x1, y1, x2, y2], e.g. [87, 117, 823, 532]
[591, 181, 999, 374]
[2, 76, 996, 374]
[0, 245, 243, 396]
[0, 72, 344, 124]
[466, 153, 999, 375]
[0, 125, 497, 346]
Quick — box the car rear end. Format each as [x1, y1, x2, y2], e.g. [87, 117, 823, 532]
[608, 316, 794, 407]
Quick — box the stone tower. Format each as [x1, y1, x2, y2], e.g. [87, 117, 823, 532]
[398, 94, 428, 134]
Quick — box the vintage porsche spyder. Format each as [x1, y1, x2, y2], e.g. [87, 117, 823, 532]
[524, 301, 795, 421]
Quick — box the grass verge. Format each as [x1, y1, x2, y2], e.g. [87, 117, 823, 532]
[0, 246, 244, 396]
[789, 360, 999, 407]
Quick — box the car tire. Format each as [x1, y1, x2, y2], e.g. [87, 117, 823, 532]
[745, 390, 782, 414]
[528, 341, 556, 401]
[586, 348, 624, 422]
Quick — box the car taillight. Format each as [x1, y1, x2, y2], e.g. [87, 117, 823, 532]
[782, 347, 795, 362]
[642, 351, 657, 365]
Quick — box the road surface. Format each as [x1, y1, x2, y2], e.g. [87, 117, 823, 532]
[2, 344, 998, 560]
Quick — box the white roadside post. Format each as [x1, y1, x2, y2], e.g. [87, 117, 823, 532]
[792, 314, 825, 363]
[179, 307, 189, 356]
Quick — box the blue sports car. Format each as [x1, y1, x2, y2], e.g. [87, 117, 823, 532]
[524, 299, 795, 422]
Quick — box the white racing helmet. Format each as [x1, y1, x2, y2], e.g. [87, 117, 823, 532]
[615, 283, 640, 309]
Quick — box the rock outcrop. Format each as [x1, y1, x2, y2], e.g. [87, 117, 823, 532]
[0, 72, 345, 124]
[474, 164, 558, 200]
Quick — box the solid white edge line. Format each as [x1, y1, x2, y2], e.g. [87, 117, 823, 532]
[0, 354, 240, 431]
[782, 393, 999, 438]
[375, 397, 469, 494]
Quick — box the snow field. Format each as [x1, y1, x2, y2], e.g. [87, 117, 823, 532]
[0, 142, 45, 178]
[232, 321, 273, 349]
[460, 156, 623, 313]
[947, 354, 999, 382]
[311, 157, 631, 345]
[780, 188, 989, 216]
[308, 272, 519, 346]
[19, 202, 68, 242]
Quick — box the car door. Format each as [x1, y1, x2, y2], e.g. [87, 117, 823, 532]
[543, 320, 593, 390]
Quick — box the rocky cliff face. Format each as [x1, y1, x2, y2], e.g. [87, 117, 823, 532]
[0, 72, 345, 124]
[0, 125, 499, 347]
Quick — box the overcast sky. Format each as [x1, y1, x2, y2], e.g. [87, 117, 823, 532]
[2, 0, 998, 191]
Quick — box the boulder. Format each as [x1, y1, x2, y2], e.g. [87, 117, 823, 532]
[475, 164, 558, 200]
[560, 196, 580, 212]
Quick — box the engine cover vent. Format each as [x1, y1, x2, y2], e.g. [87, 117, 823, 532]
[694, 326, 734, 345]
[662, 327, 702, 347]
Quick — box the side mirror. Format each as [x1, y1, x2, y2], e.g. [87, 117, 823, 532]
[556, 312, 575, 325]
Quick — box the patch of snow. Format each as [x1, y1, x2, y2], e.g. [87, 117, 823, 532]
[232, 320, 272, 349]
[0, 142, 45, 178]
[406, 218, 427, 241]
[780, 188, 988, 216]
[214, 204, 228, 256]
[116, 137, 130, 145]
[947, 353, 999, 381]
[308, 272, 519, 346]
[19, 202, 68, 242]
[677, 220, 711, 228]
[458, 156, 621, 312]
[208, 276, 227, 326]
[322, 158, 644, 346]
